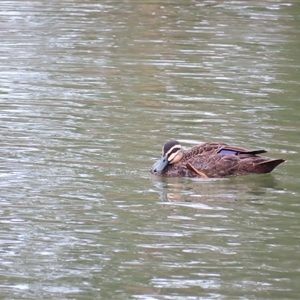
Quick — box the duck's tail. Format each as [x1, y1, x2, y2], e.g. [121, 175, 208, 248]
[256, 158, 286, 173]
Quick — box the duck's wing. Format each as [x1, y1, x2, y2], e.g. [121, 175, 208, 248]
[186, 154, 284, 178]
[186, 154, 241, 178]
[218, 146, 267, 156]
[191, 142, 267, 157]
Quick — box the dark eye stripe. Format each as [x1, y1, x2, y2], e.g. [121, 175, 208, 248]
[167, 146, 181, 157]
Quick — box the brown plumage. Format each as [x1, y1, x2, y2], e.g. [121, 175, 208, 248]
[150, 140, 285, 178]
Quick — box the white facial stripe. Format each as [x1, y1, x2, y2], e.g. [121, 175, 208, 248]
[166, 145, 182, 163]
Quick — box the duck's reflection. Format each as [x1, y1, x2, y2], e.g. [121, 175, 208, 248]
[151, 174, 281, 203]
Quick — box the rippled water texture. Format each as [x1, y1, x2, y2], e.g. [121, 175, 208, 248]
[0, 1, 300, 299]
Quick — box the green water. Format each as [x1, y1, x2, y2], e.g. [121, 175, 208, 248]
[0, 1, 299, 299]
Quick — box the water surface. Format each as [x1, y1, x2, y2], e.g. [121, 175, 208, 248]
[0, 1, 300, 299]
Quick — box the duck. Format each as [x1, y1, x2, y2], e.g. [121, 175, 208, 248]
[150, 140, 285, 178]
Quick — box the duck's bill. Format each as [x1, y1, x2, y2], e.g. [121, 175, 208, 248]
[153, 156, 168, 172]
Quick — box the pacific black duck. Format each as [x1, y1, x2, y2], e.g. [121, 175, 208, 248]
[150, 140, 285, 178]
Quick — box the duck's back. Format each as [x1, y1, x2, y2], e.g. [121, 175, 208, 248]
[182, 142, 233, 162]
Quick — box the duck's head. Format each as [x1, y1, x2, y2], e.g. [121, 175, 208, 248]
[153, 140, 184, 172]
